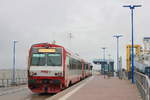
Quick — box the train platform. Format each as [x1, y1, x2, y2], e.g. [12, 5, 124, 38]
[48, 75, 142, 100]
[0, 85, 27, 96]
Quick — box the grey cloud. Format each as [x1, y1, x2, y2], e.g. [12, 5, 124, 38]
[0, 0, 149, 70]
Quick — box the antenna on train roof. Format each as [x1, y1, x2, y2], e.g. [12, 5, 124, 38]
[75, 53, 79, 56]
[52, 40, 56, 44]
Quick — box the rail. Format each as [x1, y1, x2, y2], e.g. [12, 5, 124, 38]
[0, 78, 27, 87]
[135, 71, 150, 100]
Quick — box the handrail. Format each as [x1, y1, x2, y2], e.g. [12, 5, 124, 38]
[135, 71, 150, 100]
[0, 78, 27, 87]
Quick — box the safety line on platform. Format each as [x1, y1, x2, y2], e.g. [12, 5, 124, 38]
[58, 76, 94, 100]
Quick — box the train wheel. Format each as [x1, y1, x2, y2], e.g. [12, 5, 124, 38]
[69, 81, 72, 87]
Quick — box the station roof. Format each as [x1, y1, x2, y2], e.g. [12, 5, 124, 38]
[93, 59, 114, 64]
[144, 37, 150, 39]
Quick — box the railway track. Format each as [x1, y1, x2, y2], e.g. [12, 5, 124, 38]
[0, 85, 53, 100]
[0, 76, 92, 100]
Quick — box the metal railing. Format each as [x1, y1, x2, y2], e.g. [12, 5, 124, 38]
[0, 78, 27, 87]
[135, 71, 150, 100]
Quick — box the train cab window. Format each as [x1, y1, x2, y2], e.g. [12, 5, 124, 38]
[31, 53, 46, 66]
[47, 53, 62, 66]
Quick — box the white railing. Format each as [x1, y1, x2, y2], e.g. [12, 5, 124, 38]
[0, 69, 27, 87]
[135, 71, 150, 100]
[0, 78, 27, 87]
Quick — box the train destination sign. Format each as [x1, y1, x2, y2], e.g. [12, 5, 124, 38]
[38, 49, 56, 53]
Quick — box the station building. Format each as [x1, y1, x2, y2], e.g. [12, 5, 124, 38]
[93, 59, 114, 76]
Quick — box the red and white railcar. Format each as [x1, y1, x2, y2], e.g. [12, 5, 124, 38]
[27, 43, 91, 93]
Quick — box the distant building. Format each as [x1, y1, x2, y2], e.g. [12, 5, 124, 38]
[143, 37, 150, 53]
[93, 59, 114, 76]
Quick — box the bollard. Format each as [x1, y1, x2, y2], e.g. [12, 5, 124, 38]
[2, 79, 4, 87]
[7, 79, 8, 87]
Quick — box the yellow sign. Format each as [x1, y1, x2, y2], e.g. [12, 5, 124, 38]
[38, 49, 56, 53]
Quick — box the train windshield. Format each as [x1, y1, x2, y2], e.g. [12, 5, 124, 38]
[47, 54, 61, 66]
[31, 53, 62, 66]
[31, 53, 46, 66]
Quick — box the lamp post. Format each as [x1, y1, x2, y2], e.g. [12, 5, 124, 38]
[108, 54, 111, 73]
[68, 33, 73, 50]
[102, 47, 106, 60]
[102, 47, 106, 78]
[123, 5, 142, 83]
[12, 40, 18, 84]
[113, 35, 123, 78]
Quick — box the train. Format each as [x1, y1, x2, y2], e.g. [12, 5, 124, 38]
[27, 43, 92, 93]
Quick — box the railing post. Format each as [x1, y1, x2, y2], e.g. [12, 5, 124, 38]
[2, 79, 4, 87]
[7, 79, 8, 87]
[148, 81, 149, 100]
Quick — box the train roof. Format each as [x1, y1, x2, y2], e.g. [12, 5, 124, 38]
[30, 43, 87, 62]
[31, 43, 64, 48]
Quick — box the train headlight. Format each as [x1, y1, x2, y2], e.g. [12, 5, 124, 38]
[55, 72, 62, 76]
[30, 72, 37, 76]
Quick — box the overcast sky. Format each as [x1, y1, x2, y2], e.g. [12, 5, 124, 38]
[0, 0, 149, 69]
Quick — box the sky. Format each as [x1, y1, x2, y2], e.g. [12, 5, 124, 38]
[0, 0, 149, 70]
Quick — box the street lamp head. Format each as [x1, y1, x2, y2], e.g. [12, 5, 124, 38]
[123, 5, 142, 9]
[113, 34, 123, 38]
[123, 5, 131, 8]
[13, 40, 18, 43]
[102, 47, 106, 50]
[133, 5, 142, 7]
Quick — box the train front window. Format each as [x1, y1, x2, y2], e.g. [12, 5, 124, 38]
[31, 54, 46, 66]
[47, 53, 62, 66]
